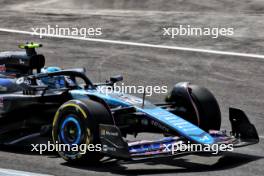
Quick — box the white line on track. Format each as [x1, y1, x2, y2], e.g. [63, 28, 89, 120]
[1, 28, 264, 59]
[0, 168, 53, 176]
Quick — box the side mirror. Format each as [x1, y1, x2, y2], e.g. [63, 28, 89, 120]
[110, 75, 123, 83]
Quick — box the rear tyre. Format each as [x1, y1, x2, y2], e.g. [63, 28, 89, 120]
[52, 99, 113, 163]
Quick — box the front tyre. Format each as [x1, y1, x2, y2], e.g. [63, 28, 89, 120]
[52, 99, 113, 163]
[166, 83, 221, 131]
[189, 84, 221, 131]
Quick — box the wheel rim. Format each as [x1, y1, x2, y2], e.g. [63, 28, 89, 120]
[60, 116, 82, 145]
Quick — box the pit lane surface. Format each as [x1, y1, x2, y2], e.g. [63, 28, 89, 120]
[0, 0, 263, 175]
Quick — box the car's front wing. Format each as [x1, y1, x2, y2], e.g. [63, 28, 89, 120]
[99, 108, 259, 160]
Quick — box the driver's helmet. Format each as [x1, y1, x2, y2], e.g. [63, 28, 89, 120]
[40, 66, 65, 88]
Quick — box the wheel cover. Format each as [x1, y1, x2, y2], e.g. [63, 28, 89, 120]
[60, 116, 82, 145]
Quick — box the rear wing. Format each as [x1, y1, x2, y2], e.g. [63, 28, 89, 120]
[0, 43, 45, 76]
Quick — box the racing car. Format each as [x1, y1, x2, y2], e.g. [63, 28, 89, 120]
[0, 43, 259, 163]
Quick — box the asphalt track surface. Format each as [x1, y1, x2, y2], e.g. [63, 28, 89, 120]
[0, 0, 263, 175]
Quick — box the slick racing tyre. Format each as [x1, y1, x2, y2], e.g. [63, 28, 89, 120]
[166, 83, 221, 131]
[52, 99, 113, 163]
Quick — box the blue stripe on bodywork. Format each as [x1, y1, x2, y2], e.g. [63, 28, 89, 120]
[141, 107, 214, 144]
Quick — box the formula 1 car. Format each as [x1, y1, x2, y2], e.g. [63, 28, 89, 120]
[0, 43, 259, 163]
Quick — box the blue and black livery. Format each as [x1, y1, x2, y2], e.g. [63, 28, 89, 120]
[0, 43, 259, 163]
